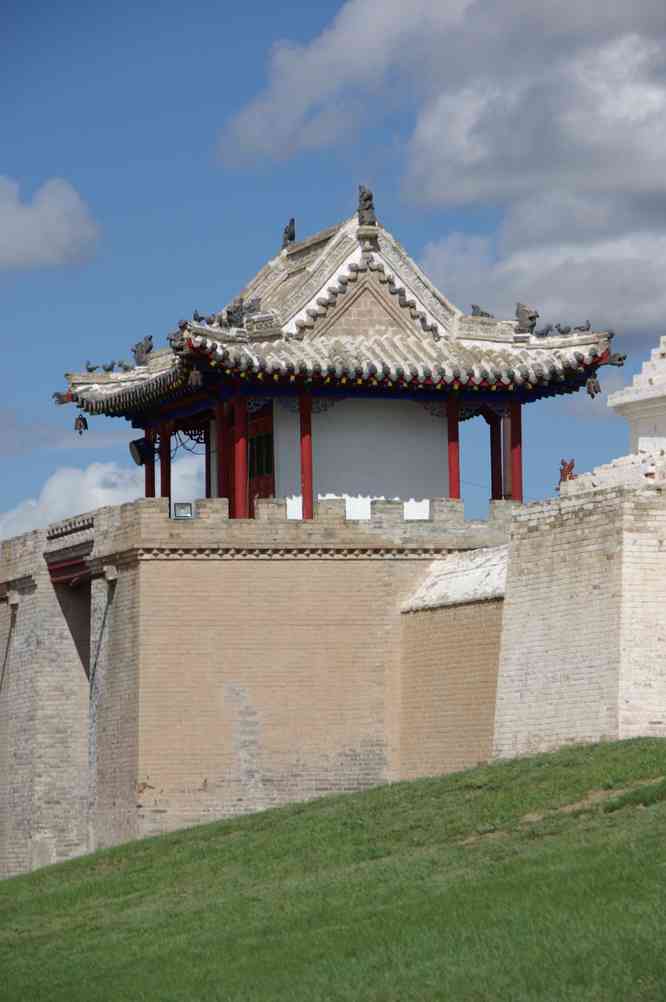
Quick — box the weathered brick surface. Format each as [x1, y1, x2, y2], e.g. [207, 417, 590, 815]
[400, 600, 503, 778]
[493, 487, 666, 757]
[89, 567, 141, 851]
[8, 483, 665, 874]
[134, 557, 423, 837]
[0, 530, 89, 876]
[4, 497, 503, 874]
[618, 491, 666, 737]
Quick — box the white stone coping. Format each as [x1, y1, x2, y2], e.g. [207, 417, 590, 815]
[402, 544, 508, 613]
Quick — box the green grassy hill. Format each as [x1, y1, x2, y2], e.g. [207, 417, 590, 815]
[3, 739, 666, 1002]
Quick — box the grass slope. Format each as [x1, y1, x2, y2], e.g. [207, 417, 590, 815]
[3, 739, 666, 1002]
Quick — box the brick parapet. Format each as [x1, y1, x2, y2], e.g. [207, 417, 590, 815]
[85, 496, 509, 564]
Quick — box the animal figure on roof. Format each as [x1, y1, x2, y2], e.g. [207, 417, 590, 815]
[471, 305, 495, 318]
[559, 458, 576, 484]
[131, 335, 153, 366]
[515, 303, 539, 334]
[358, 185, 377, 226]
[282, 218, 295, 248]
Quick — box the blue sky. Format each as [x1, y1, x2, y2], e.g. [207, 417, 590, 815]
[3, 0, 665, 533]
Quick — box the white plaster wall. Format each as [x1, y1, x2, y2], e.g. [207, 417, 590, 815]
[274, 398, 449, 519]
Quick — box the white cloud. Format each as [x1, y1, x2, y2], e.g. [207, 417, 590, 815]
[223, 1, 666, 336]
[0, 454, 204, 540]
[0, 176, 98, 269]
[220, 0, 471, 162]
[421, 228, 666, 334]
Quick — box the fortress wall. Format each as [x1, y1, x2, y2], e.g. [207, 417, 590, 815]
[33, 576, 90, 870]
[1, 495, 508, 873]
[400, 599, 503, 779]
[0, 574, 37, 878]
[120, 497, 506, 838]
[493, 490, 626, 758]
[89, 566, 141, 851]
[618, 489, 666, 739]
[134, 556, 424, 838]
[0, 530, 90, 877]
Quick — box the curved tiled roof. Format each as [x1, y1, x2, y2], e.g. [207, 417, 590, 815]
[61, 218, 620, 418]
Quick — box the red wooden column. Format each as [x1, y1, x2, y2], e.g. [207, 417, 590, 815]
[144, 430, 156, 498]
[233, 393, 249, 518]
[215, 401, 229, 500]
[204, 421, 211, 499]
[446, 396, 461, 500]
[489, 414, 503, 501]
[159, 422, 171, 501]
[509, 401, 523, 503]
[299, 393, 314, 520]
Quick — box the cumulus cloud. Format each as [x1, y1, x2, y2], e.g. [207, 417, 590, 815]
[421, 228, 666, 334]
[0, 454, 204, 540]
[0, 176, 98, 269]
[223, 1, 666, 336]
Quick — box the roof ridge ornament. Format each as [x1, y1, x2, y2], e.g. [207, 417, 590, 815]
[358, 185, 377, 227]
[131, 335, 153, 367]
[281, 217, 295, 249]
[515, 303, 539, 334]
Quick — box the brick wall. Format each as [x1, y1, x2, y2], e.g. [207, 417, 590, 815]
[493, 490, 626, 757]
[89, 566, 141, 850]
[0, 529, 90, 877]
[400, 600, 503, 779]
[618, 490, 666, 738]
[134, 557, 423, 837]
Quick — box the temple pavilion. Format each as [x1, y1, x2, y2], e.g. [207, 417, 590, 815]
[58, 188, 623, 519]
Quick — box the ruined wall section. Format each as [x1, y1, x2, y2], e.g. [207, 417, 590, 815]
[493, 490, 626, 758]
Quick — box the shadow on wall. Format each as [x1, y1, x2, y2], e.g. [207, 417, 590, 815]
[0, 606, 16, 696]
[53, 582, 91, 680]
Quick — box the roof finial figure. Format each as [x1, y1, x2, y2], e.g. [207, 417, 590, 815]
[471, 304, 494, 318]
[358, 185, 377, 226]
[131, 335, 153, 367]
[282, 218, 295, 249]
[515, 303, 539, 334]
